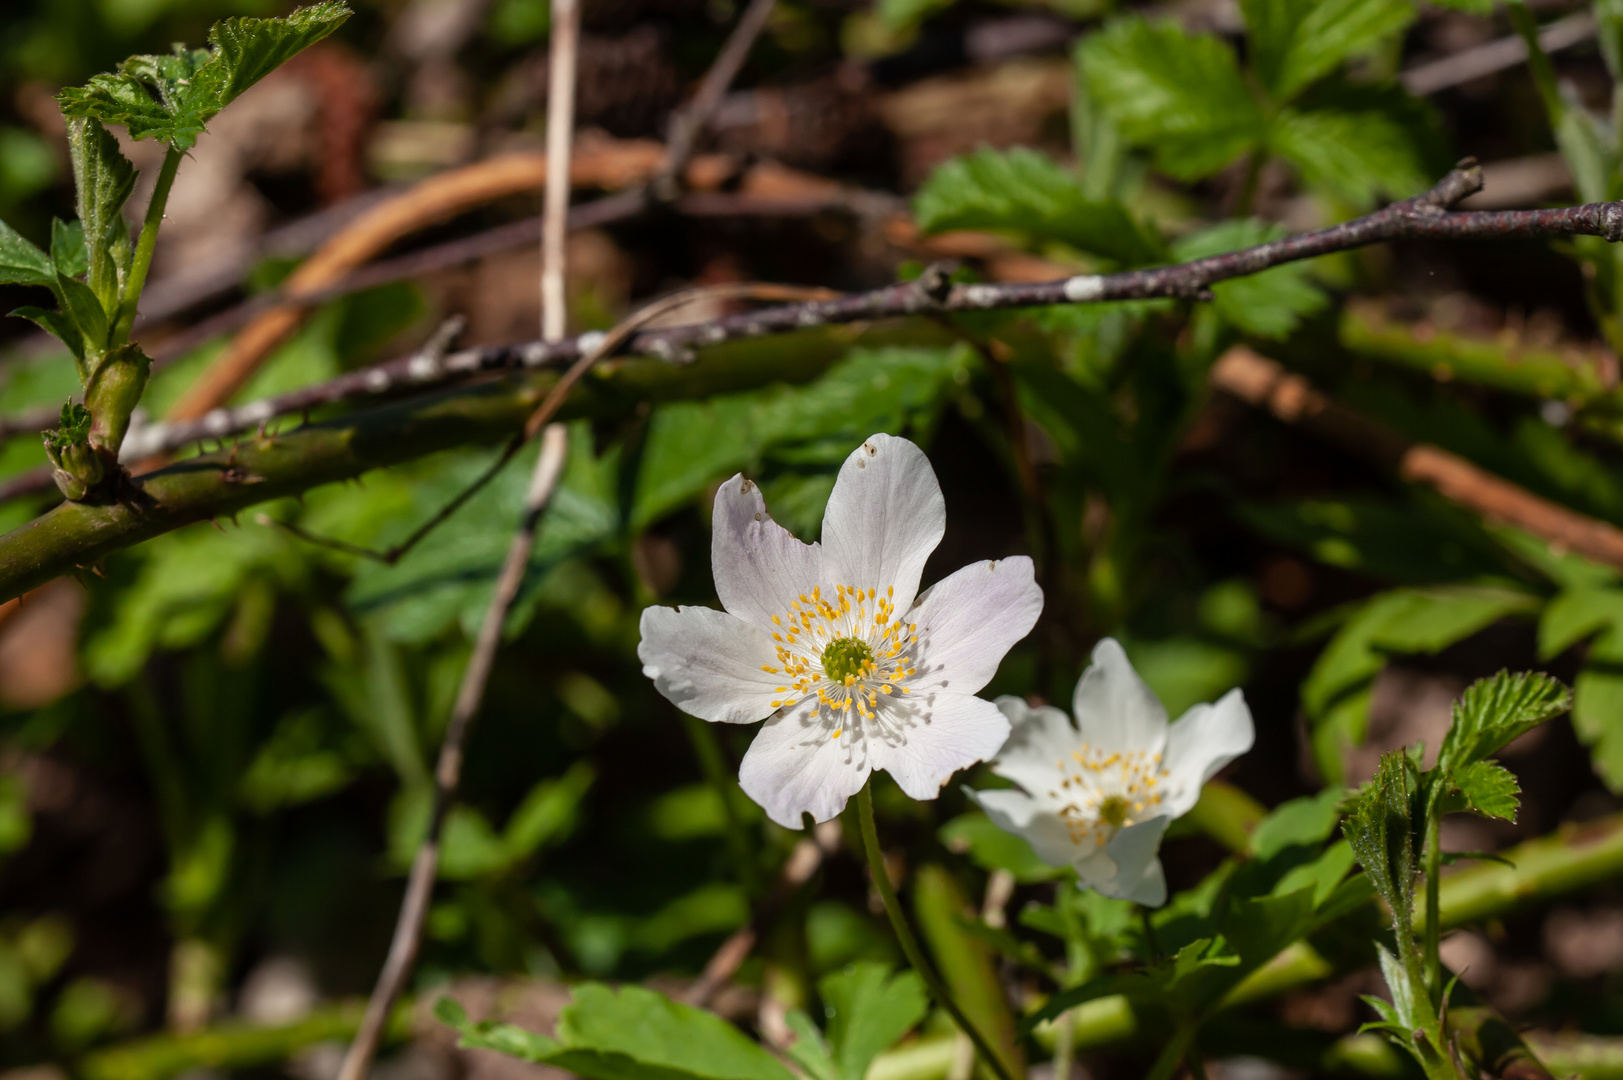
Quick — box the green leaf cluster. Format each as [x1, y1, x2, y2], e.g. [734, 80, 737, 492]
[1341, 672, 1568, 1077]
[56, 4, 350, 152]
[1, 2, 351, 499]
[1077, 1, 1438, 207]
[437, 971, 925, 1080]
[1299, 586, 1541, 782]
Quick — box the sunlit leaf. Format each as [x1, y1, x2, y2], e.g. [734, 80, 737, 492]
[1079, 18, 1266, 181]
[914, 147, 1165, 265]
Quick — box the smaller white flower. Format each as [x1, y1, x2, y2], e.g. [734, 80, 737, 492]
[969, 638, 1254, 906]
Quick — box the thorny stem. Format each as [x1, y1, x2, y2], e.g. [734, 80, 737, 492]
[1425, 810, 1443, 1011]
[853, 783, 1017, 1080]
[114, 146, 182, 347]
[34, 167, 1614, 474]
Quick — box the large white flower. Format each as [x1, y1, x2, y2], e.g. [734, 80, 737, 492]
[970, 639, 1254, 906]
[639, 434, 1044, 828]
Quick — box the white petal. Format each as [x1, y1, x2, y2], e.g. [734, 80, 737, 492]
[1072, 638, 1168, 755]
[638, 605, 784, 724]
[738, 709, 871, 828]
[1161, 688, 1255, 817]
[1076, 817, 1170, 906]
[821, 434, 944, 611]
[989, 697, 1080, 797]
[910, 556, 1043, 695]
[872, 691, 1011, 801]
[710, 474, 823, 632]
[971, 787, 1094, 867]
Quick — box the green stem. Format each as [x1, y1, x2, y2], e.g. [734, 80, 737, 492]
[112, 145, 182, 347]
[681, 714, 760, 897]
[1425, 810, 1442, 1011]
[1138, 905, 1160, 960]
[853, 783, 1016, 1080]
[1142, 1025, 1194, 1080]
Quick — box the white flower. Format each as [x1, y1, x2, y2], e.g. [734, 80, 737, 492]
[969, 639, 1254, 906]
[638, 434, 1044, 829]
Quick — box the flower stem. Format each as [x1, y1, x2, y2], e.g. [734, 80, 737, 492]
[854, 783, 1017, 1080]
[112, 144, 182, 347]
[1138, 905, 1161, 961]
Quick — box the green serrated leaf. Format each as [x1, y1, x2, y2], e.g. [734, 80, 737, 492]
[1447, 761, 1520, 822]
[558, 984, 796, 1080]
[1341, 751, 1416, 921]
[913, 146, 1165, 266]
[1574, 623, 1623, 793]
[818, 963, 928, 1080]
[1242, 0, 1414, 103]
[1270, 91, 1436, 207]
[1249, 787, 1345, 860]
[1301, 586, 1539, 782]
[0, 218, 55, 287]
[56, 3, 350, 150]
[782, 1012, 836, 1080]
[66, 118, 136, 310]
[1079, 17, 1266, 181]
[9, 307, 83, 361]
[1539, 587, 1623, 658]
[56, 272, 108, 357]
[1436, 671, 1569, 775]
[1171, 218, 1327, 338]
[50, 219, 87, 279]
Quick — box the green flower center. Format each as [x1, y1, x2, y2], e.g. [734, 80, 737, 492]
[1098, 795, 1131, 828]
[821, 637, 874, 682]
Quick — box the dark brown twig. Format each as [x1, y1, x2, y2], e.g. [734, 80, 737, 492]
[37, 164, 1618, 477]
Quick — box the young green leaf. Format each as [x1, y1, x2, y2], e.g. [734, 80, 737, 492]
[1575, 624, 1623, 792]
[557, 984, 796, 1080]
[1242, 0, 1415, 103]
[55, 272, 109, 358]
[46, 403, 93, 448]
[1341, 751, 1417, 922]
[1299, 586, 1540, 782]
[1539, 587, 1623, 658]
[9, 307, 83, 362]
[1436, 671, 1569, 775]
[1170, 218, 1327, 338]
[818, 963, 928, 1080]
[781, 1012, 836, 1080]
[66, 118, 136, 310]
[50, 220, 88, 280]
[1446, 761, 1521, 822]
[56, 3, 351, 151]
[0, 219, 55, 287]
[1078, 18, 1266, 181]
[913, 147, 1165, 266]
[435, 997, 565, 1061]
[1269, 99, 1433, 207]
